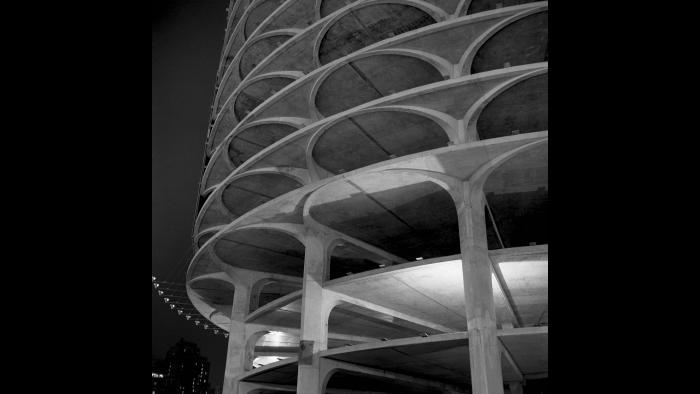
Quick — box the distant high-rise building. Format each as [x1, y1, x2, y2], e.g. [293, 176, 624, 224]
[152, 356, 167, 394]
[161, 338, 210, 394]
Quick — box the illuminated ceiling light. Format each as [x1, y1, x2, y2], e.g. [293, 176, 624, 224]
[170, 304, 175, 309]
[157, 290, 164, 296]
[415, 257, 423, 261]
[204, 324, 209, 329]
[177, 310, 183, 315]
[195, 321, 200, 325]
[164, 298, 170, 303]
[186, 315, 191, 320]
[153, 283, 159, 288]
[378, 264, 386, 268]
[152, 276, 156, 282]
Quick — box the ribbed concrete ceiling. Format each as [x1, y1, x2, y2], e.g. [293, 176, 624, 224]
[315, 54, 444, 117]
[189, 277, 235, 306]
[239, 34, 293, 79]
[214, 228, 306, 276]
[466, 0, 540, 15]
[245, 0, 286, 38]
[485, 142, 548, 249]
[319, 0, 360, 18]
[228, 123, 299, 166]
[222, 173, 303, 217]
[309, 176, 460, 261]
[477, 73, 548, 140]
[313, 111, 449, 174]
[471, 10, 548, 74]
[234, 76, 295, 121]
[318, 4, 436, 65]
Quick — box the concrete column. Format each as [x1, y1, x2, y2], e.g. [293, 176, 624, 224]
[296, 232, 334, 394]
[508, 381, 524, 394]
[223, 282, 252, 394]
[457, 182, 504, 394]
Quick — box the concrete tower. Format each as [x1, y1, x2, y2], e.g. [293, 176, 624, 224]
[187, 1, 548, 393]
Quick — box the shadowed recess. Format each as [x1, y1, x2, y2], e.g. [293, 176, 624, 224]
[320, 0, 361, 18]
[214, 228, 306, 276]
[315, 55, 443, 117]
[313, 111, 449, 174]
[197, 231, 217, 248]
[245, 0, 286, 38]
[228, 123, 299, 166]
[329, 302, 443, 340]
[326, 370, 443, 393]
[309, 178, 459, 260]
[234, 76, 295, 121]
[476, 73, 547, 140]
[484, 142, 547, 249]
[222, 173, 303, 217]
[465, 0, 541, 15]
[470, 10, 548, 74]
[253, 280, 302, 310]
[239, 34, 293, 79]
[190, 278, 235, 306]
[318, 4, 436, 65]
[329, 242, 399, 280]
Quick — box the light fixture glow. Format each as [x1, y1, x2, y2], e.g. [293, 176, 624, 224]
[154, 283, 159, 288]
[152, 276, 156, 282]
[177, 310, 183, 315]
[186, 315, 191, 320]
[164, 298, 170, 303]
[158, 290, 163, 296]
[170, 304, 175, 309]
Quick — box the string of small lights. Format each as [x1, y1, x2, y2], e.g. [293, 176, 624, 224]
[153, 274, 229, 338]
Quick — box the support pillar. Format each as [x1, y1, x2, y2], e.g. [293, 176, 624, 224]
[223, 281, 252, 394]
[296, 232, 335, 394]
[457, 182, 504, 394]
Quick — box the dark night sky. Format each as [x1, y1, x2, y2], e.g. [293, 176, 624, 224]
[152, 0, 230, 387]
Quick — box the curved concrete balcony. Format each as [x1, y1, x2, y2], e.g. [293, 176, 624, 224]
[196, 64, 547, 237]
[207, 0, 547, 155]
[191, 1, 548, 392]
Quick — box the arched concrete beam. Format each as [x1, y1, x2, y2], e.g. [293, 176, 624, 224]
[209, 15, 544, 157]
[308, 48, 453, 120]
[194, 225, 225, 251]
[242, 2, 535, 90]
[221, 63, 545, 177]
[457, 2, 547, 76]
[216, 28, 302, 111]
[304, 105, 459, 181]
[194, 167, 310, 236]
[469, 138, 547, 194]
[202, 116, 311, 194]
[311, 0, 449, 68]
[245, 289, 303, 323]
[210, 70, 304, 152]
[250, 276, 303, 311]
[463, 66, 547, 141]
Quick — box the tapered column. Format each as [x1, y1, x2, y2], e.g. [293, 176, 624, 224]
[457, 182, 504, 394]
[296, 232, 334, 394]
[223, 281, 252, 394]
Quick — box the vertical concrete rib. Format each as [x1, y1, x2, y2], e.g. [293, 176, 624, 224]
[457, 182, 504, 394]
